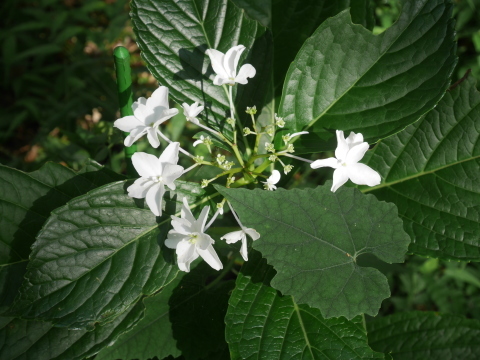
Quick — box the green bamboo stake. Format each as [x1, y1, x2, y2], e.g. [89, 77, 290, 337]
[113, 46, 137, 177]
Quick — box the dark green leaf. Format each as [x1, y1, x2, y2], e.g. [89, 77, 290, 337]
[96, 261, 234, 360]
[10, 180, 208, 329]
[362, 76, 480, 261]
[0, 298, 145, 360]
[0, 160, 123, 313]
[130, 0, 272, 130]
[226, 250, 385, 359]
[279, 0, 457, 153]
[367, 312, 480, 360]
[216, 184, 410, 319]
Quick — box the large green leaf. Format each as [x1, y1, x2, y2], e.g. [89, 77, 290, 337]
[9, 180, 208, 329]
[279, 0, 457, 153]
[216, 184, 410, 319]
[226, 250, 385, 360]
[362, 76, 480, 261]
[0, 299, 144, 360]
[367, 312, 480, 359]
[96, 260, 234, 360]
[130, 0, 272, 129]
[0, 160, 123, 313]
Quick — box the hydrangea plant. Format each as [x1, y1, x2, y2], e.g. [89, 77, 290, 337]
[1, 0, 479, 359]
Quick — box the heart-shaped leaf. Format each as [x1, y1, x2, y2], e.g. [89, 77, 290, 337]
[217, 184, 410, 319]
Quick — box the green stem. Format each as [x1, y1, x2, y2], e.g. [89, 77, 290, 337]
[113, 46, 137, 177]
[205, 256, 237, 290]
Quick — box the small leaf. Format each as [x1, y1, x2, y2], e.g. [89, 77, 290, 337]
[0, 298, 145, 360]
[279, 0, 457, 152]
[226, 250, 385, 359]
[10, 180, 206, 329]
[368, 312, 480, 360]
[362, 76, 480, 261]
[217, 184, 410, 319]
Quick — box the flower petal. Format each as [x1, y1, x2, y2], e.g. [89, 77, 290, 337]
[132, 152, 163, 177]
[162, 164, 184, 189]
[240, 236, 249, 261]
[171, 217, 192, 235]
[347, 163, 381, 187]
[346, 142, 369, 164]
[205, 49, 228, 79]
[127, 178, 153, 198]
[235, 64, 256, 84]
[245, 228, 260, 241]
[346, 131, 364, 148]
[197, 244, 223, 271]
[310, 157, 339, 169]
[221, 230, 244, 244]
[224, 45, 245, 78]
[164, 231, 186, 249]
[213, 75, 232, 86]
[114, 116, 143, 132]
[153, 108, 179, 126]
[145, 182, 165, 216]
[335, 130, 349, 161]
[146, 127, 160, 148]
[133, 103, 154, 123]
[195, 232, 214, 251]
[193, 139, 203, 147]
[193, 205, 210, 233]
[180, 199, 196, 228]
[176, 240, 199, 272]
[331, 167, 349, 192]
[159, 142, 180, 164]
[124, 127, 147, 147]
[147, 86, 169, 109]
[269, 170, 281, 185]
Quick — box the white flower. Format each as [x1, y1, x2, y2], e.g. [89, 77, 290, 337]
[114, 86, 178, 148]
[310, 130, 381, 192]
[221, 226, 259, 262]
[205, 45, 256, 86]
[165, 198, 223, 272]
[127, 142, 184, 216]
[282, 131, 309, 145]
[182, 102, 204, 124]
[262, 170, 280, 191]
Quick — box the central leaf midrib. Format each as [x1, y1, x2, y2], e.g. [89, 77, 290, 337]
[303, 0, 431, 131]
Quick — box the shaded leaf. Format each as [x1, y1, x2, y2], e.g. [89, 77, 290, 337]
[0, 160, 123, 313]
[367, 312, 480, 360]
[217, 184, 410, 319]
[0, 298, 144, 360]
[279, 0, 457, 153]
[226, 250, 385, 359]
[10, 180, 207, 329]
[362, 76, 480, 261]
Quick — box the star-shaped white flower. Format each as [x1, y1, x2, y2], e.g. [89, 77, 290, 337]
[310, 130, 381, 192]
[205, 45, 256, 86]
[262, 170, 280, 191]
[182, 102, 204, 124]
[221, 203, 260, 261]
[114, 86, 178, 148]
[165, 198, 223, 272]
[127, 142, 184, 216]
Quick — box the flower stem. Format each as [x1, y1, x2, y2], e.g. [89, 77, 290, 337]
[156, 129, 194, 158]
[280, 153, 313, 163]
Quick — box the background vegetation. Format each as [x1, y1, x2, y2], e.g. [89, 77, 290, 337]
[1, 0, 479, 336]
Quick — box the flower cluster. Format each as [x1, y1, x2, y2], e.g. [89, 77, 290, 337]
[113, 45, 381, 272]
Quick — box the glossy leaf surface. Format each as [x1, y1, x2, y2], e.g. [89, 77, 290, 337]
[368, 312, 480, 359]
[279, 0, 457, 153]
[10, 180, 206, 329]
[226, 251, 385, 359]
[363, 76, 480, 261]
